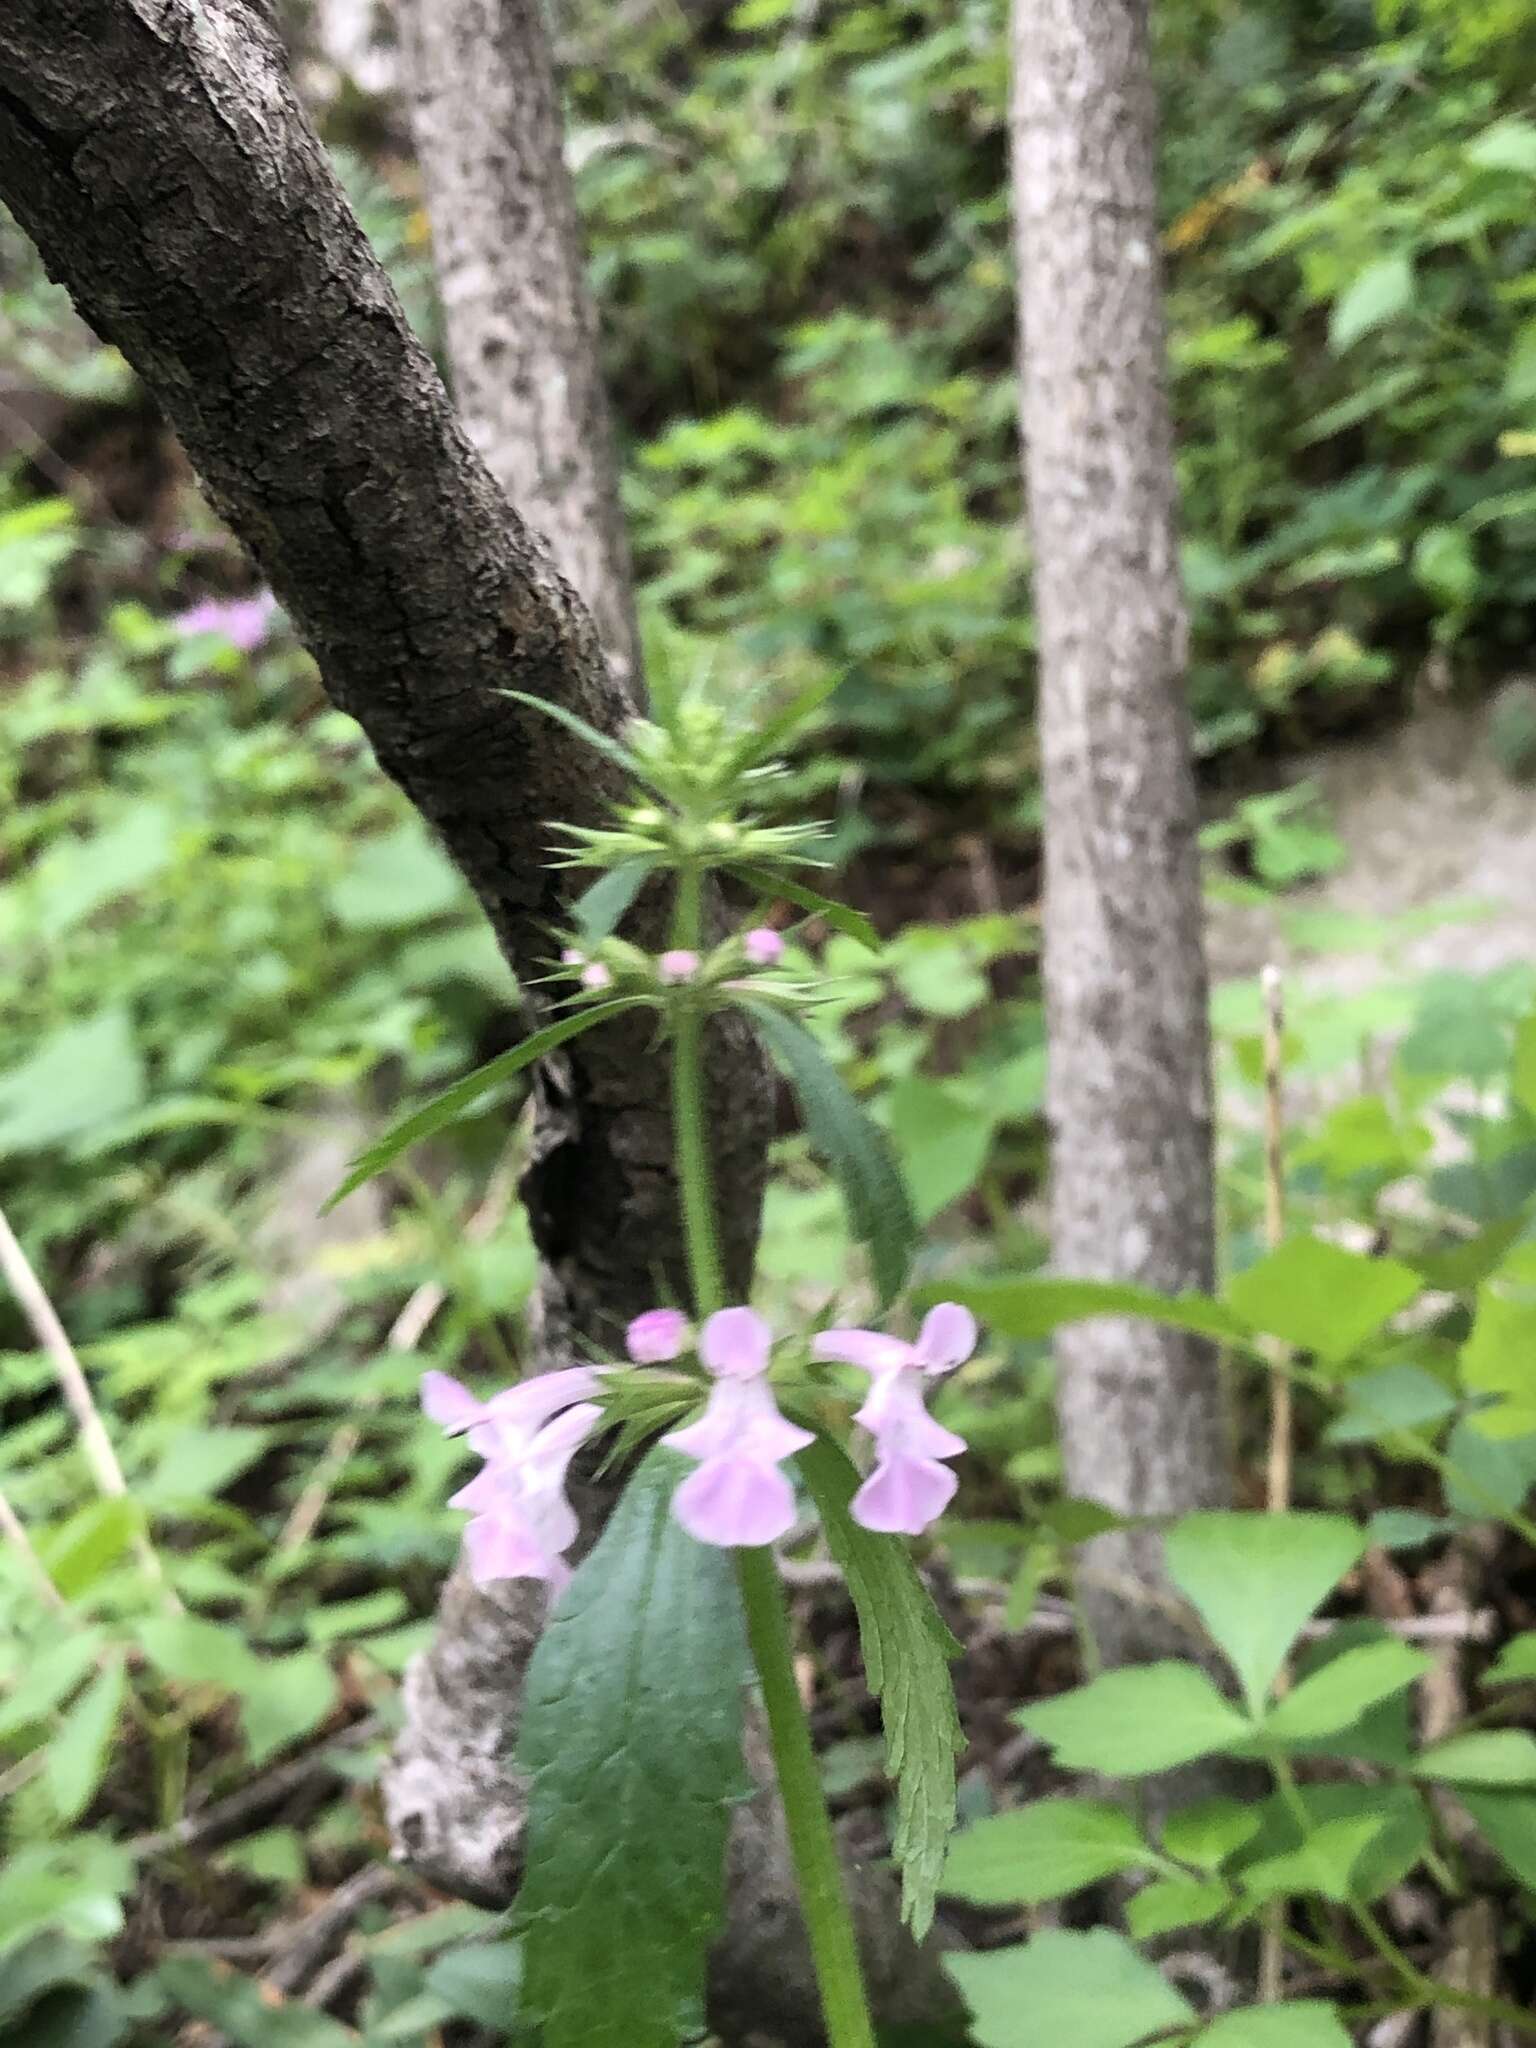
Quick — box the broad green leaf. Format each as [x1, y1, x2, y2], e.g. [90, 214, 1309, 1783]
[941, 1800, 1152, 1906]
[1166, 1513, 1365, 1710]
[1467, 118, 1536, 174]
[155, 1956, 352, 2047]
[1443, 1417, 1536, 1518]
[1262, 1639, 1430, 1742]
[1196, 2003, 1352, 2048]
[932, 1273, 1243, 1346]
[424, 1941, 526, 2027]
[1016, 1664, 1249, 1777]
[723, 671, 842, 775]
[945, 1929, 1194, 2048]
[1236, 1783, 1430, 1902]
[1126, 1875, 1227, 1940]
[39, 1501, 143, 1601]
[744, 1000, 916, 1304]
[1413, 1729, 1536, 1786]
[327, 822, 464, 929]
[218, 1828, 306, 1887]
[570, 858, 656, 944]
[325, 999, 640, 1207]
[515, 1448, 749, 2048]
[0, 1011, 145, 1159]
[1240, 1814, 1386, 1905]
[43, 1658, 126, 1825]
[133, 1615, 262, 1692]
[1329, 254, 1413, 352]
[499, 689, 651, 785]
[240, 1655, 340, 1767]
[1458, 1788, 1536, 1887]
[0, 1838, 133, 1957]
[885, 1076, 997, 1223]
[1223, 1239, 1420, 1363]
[1161, 1799, 1259, 1871]
[730, 864, 879, 952]
[1514, 1009, 1536, 1119]
[799, 1437, 962, 1934]
[0, 1633, 104, 1742]
[1458, 1288, 1536, 1435]
[1484, 1631, 1536, 1685]
[1324, 1365, 1456, 1445]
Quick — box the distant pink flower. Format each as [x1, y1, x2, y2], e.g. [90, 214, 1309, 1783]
[811, 1304, 977, 1535]
[659, 949, 699, 984]
[561, 946, 586, 965]
[662, 1307, 813, 1547]
[743, 927, 784, 967]
[423, 1367, 601, 1589]
[626, 1308, 690, 1363]
[581, 961, 613, 991]
[174, 590, 278, 652]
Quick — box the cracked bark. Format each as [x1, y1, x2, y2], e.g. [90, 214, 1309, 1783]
[0, 4, 958, 2033]
[1010, 0, 1231, 1663]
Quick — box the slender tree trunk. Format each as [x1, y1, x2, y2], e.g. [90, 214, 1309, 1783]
[394, 0, 642, 696]
[1009, 0, 1230, 1663]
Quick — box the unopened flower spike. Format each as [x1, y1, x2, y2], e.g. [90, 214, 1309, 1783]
[811, 1303, 977, 1536]
[661, 1307, 813, 1547]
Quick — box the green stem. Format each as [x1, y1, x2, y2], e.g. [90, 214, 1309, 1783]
[736, 1547, 877, 2048]
[668, 868, 877, 2048]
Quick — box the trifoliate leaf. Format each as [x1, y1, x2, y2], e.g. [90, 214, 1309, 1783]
[515, 1449, 749, 2048]
[799, 1437, 962, 1936]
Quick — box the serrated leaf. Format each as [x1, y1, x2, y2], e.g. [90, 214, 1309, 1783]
[1166, 1513, 1365, 1710]
[1224, 1239, 1420, 1362]
[570, 859, 657, 944]
[1413, 1729, 1536, 1786]
[1126, 1875, 1227, 1939]
[1016, 1664, 1249, 1777]
[743, 1000, 915, 1304]
[44, 1658, 126, 1825]
[1262, 1639, 1430, 1742]
[514, 1448, 749, 2048]
[945, 1929, 1194, 2048]
[799, 1437, 962, 1935]
[941, 1799, 1152, 1906]
[730, 865, 879, 952]
[325, 999, 639, 1207]
[1196, 2003, 1352, 2048]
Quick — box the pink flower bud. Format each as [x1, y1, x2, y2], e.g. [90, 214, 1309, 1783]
[581, 961, 613, 991]
[626, 1308, 690, 1363]
[743, 926, 785, 967]
[659, 949, 699, 984]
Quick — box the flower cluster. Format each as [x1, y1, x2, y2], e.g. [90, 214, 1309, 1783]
[560, 925, 785, 999]
[424, 1302, 978, 1588]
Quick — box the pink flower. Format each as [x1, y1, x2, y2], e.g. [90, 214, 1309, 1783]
[661, 1307, 813, 1548]
[423, 1367, 602, 1588]
[811, 1304, 977, 1535]
[581, 961, 613, 991]
[174, 590, 278, 652]
[659, 949, 699, 984]
[626, 1308, 690, 1363]
[743, 927, 784, 967]
[561, 946, 586, 965]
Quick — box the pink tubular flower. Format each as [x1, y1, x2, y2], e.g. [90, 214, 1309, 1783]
[743, 926, 784, 967]
[423, 1367, 601, 1588]
[659, 949, 699, 984]
[626, 1308, 690, 1363]
[174, 590, 278, 652]
[811, 1304, 977, 1536]
[661, 1307, 813, 1548]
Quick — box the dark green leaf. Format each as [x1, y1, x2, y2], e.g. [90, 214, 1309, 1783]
[515, 1448, 749, 2048]
[730, 865, 879, 952]
[325, 1000, 639, 1206]
[570, 859, 657, 944]
[742, 1000, 915, 1304]
[799, 1437, 962, 1935]
[1458, 1788, 1536, 1887]
[155, 1957, 351, 2047]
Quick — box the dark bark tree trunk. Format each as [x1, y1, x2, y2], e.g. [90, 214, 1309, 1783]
[0, 5, 958, 2031]
[394, 0, 640, 697]
[1009, 0, 1231, 1663]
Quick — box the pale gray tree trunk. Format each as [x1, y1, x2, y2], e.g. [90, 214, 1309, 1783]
[0, 5, 959, 2031]
[1010, 0, 1230, 1663]
[394, 0, 642, 696]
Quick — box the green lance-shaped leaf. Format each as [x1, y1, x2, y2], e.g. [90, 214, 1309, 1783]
[722, 672, 844, 779]
[799, 1436, 963, 1936]
[324, 999, 640, 1207]
[514, 1448, 751, 2048]
[731, 864, 880, 953]
[571, 857, 658, 944]
[741, 999, 916, 1305]
[499, 687, 656, 788]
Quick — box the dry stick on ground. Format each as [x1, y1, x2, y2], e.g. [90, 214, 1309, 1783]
[0, 1475, 65, 1613]
[276, 1146, 521, 1555]
[0, 1201, 179, 1609]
